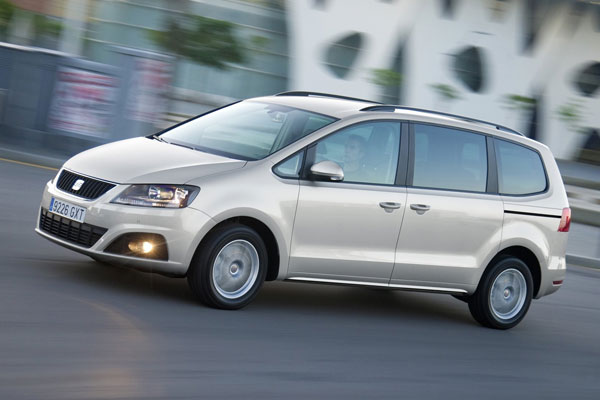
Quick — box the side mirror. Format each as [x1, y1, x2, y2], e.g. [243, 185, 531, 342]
[310, 161, 344, 181]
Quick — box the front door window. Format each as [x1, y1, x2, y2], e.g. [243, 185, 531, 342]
[312, 121, 401, 185]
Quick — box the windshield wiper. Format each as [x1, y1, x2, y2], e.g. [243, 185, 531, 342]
[152, 134, 167, 143]
[152, 135, 194, 150]
[166, 139, 195, 150]
[153, 135, 248, 159]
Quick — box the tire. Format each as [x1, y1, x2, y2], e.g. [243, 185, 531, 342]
[468, 257, 533, 330]
[451, 294, 470, 303]
[90, 256, 107, 265]
[187, 223, 268, 310]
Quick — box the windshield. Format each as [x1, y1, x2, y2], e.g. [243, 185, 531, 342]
[159, 101, 337, 160]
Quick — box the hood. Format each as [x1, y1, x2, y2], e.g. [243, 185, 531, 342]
[63, 137, 246, 184]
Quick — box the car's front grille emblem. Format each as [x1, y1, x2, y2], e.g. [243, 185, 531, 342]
[71, 179, 85, 191]
[56, 170, 115, 200]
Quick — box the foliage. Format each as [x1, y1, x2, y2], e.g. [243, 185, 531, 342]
[238, 0, 285, 10]
[371, 68, 402, 88]
[556, 101, 583, 132]
[149, 15, 245, 69]
[503, 94, 536, 110]
[0, 0, 15, 38]
[250, 35, 270, 50]
[32, 14, 62, 38]
[430, 83, 461, 101]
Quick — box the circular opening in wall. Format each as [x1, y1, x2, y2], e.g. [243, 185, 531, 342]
[452, 46, 486, 93]
[323, 32, 364, 79]
[574, 62, 600, 97]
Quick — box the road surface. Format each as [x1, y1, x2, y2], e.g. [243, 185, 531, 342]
[1, 159, 599, 399]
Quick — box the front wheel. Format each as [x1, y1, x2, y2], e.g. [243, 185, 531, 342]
[468, 257, 533, 329]
[187, 224, 268, 310]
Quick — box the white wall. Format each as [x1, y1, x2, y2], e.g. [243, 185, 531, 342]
[287, 0, 600, 159]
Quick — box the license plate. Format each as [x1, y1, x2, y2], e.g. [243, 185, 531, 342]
[49, 197, 86, 223]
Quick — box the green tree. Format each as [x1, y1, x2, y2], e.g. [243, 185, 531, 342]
[371, 68, 402, 104]
[430, 83, 461, 101]
[556, 101, 583, 133]
[32, 14, 62, 39]
[149, 15, 245, 69]
[503, 94, 536, 111]
[0, 0, 15, 39]
[371, 68, 402, 88]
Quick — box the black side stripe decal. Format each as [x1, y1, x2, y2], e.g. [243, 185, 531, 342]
[504, 210, 561, 219]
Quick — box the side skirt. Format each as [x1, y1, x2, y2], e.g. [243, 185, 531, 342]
[285, 276, 468, 295]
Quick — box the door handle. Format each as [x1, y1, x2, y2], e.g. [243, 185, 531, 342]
[410, 204, 431, 212]
[379, 202, 402, 210]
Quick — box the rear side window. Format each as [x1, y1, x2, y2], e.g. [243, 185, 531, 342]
[495, 139, 547, 195]
[412, 124, 488, 192]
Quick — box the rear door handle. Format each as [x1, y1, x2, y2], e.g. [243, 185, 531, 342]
[379, 202, 402, 210]
[410, 204, 431, 212]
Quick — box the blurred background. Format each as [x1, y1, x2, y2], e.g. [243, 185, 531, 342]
[1, 3, 600, 398]
[0, 0, 598, 157]
[0, 0, 598, 226]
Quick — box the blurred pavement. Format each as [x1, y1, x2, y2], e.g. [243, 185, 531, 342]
[1, 158, 600, 400]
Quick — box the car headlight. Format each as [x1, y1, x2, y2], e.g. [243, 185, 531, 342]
[112, 184, 200, 208]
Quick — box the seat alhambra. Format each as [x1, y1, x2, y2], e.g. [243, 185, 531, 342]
[36, 92, 570, 329]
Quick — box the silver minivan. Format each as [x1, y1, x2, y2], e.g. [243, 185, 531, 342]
[36, 92, 570, 329]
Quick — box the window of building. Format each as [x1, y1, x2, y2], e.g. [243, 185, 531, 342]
[412, 124, 488, 192]
[324, 32, 364, 79]
[495, 139, 547, 195]
[452, 46, 485, 92]
[574, 62, 600, 97]
[313, 0, 327, 9]
[312, 121, 401, 185]
[441, 0, 456, 18]
[490, 0, 510, 21]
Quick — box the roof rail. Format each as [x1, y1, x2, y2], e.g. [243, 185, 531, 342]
[360, 105, 524, 136]
[275, 91, 381, 104]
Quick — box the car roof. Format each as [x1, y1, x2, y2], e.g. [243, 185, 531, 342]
[250, 91, 546, 152]
[250, 92, 375, 119]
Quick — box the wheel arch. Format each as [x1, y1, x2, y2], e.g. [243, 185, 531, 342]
[195, 215, 282, 281]
[480, 246, 542, 297]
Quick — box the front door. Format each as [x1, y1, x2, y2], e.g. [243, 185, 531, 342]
[288, 121, 406, 284]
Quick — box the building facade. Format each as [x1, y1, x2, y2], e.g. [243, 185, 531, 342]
[3, 0, 600, 160]
[288, 0, 600, 161]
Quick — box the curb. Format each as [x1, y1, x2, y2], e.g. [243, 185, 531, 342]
[571, 204, 600, 228]
[566, 254, 600, 270]
[0, 147, 66, 169]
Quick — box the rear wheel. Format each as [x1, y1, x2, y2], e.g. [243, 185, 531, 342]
[468, 257, 533, 329]
[187, 224, 267, 310]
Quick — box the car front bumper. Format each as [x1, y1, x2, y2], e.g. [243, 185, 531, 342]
[36, 179, 216, 277]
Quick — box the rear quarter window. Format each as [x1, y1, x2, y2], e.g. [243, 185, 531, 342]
[495, 139, 547, 195]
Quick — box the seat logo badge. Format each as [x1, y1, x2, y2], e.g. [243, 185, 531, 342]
[72, 179, 85, 191]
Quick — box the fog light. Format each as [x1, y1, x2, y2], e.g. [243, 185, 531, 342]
[128, 241, 154, 254]
[105, 233, 168, 260]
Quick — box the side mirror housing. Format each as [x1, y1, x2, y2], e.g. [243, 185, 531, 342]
[310, 161, 344, 181]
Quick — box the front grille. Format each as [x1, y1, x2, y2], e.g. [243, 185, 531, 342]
[39, 208, 107, 248]
[56, 170, 116, 200]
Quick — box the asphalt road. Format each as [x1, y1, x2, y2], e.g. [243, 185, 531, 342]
[1, 158, 599, 399]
